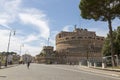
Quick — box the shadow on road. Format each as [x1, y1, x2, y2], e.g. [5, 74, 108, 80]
[0, 76, 7, 78]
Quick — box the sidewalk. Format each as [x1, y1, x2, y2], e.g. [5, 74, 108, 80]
[77, 65, 120, 77]
[92, 66, 120, 72]
[0, 64, 19, 69]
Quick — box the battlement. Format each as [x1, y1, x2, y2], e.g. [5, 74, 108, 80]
[43, 46, 53, 50]
[73, 28, 88, 32]
[56, 27, 98, 40]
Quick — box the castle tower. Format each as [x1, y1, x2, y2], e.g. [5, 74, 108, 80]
[55, 27, 104, 64]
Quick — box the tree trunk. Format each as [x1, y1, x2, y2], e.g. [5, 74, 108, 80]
[108, 19, 116, 67]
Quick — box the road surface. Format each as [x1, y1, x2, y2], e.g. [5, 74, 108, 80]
[0, 63, 119, 80]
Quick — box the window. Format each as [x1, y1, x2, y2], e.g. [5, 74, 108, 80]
[101, 38, 104, 41]
[59, 34, 61, 38]
[88, 37, 92, 39]
[71, 37, 75, 39]
[97, 38, 100, 40]
[78, 37, 82, 39]
[66, 37, 69, 40]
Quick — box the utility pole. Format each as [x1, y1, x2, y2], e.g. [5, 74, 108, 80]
[5, 30, 15, 67]
[48, 38, 50, 46]
[20, 44, 24, 56]
[0, 25, 16, 67]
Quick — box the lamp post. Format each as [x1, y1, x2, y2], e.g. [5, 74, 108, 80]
[5, 30, 15, 67]
[0, 24, 16, 67]
[20, 44, 24, 56]
[19, 44, 24, 63]
[48, 37, 50, 46]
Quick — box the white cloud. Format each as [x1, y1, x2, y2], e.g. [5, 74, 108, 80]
[0, 30, 9, 51]
[18, 10, 50, 56]
[22, 45, 42, 55]
[62, 25, 72, 31]
[0, 0, 51, 56]
[0, 13, 10, 25]
[112, 19, 120, 29]
[0, 0, 21, 25]
[24, 34, 39, 43]
[0, 29, 43, 56]
[4, 0, 21, 12]
[19, 10, 50, 39]
[0, 30, 19, 53]
[49, 31, 59, 50]
[87, 27, 108, 37]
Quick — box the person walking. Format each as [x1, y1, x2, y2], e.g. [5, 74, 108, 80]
[26, 57, 31, 69]
[0, 57, 1, 69]
[27, 61, 30, 69]
[25, 55, 32, 69]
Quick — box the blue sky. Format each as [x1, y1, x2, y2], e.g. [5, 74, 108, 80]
[0, 0, 120, 56]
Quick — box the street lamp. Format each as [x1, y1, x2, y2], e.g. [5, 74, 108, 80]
[20, 44, 24, 56]
[47, 37, 50, 46]
[5, 30, 16, 67]
[0, 24, 16, 67]
[19, 44, 24, 64]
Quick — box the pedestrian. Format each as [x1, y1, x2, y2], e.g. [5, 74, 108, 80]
[0, 57, 1, 69]
[27, 61, 30, 69]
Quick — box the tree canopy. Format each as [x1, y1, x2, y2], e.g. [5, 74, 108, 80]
[0, 52, 17, 56]
[102, 26, 120, 56]
[79, 0, 120, 21]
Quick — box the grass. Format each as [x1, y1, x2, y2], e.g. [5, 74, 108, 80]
[107, 66, 120, 69]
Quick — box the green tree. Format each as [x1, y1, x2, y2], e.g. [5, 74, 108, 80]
[102, 29, 117, 56]
[79, 0, 120, 67]
[115, 26, 120, 56]
[102, 37, 111, 56]
[102, 26, 120, 63]
[1, 52, 17, 55]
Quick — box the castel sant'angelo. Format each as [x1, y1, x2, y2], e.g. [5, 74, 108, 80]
[55, 26, 104, 64]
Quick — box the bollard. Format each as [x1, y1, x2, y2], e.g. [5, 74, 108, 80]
[102, 62, 106, 69]
[94, 62, 96, 68]
[79, 62, 82, 66]
[87, 61, 90, 67]
[89, 62, 92, 67]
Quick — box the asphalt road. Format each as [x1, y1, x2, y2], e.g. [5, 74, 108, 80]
[0, 63, 119, 80]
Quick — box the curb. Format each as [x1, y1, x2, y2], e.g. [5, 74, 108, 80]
[92, 67, 120, 72]
[78, 65, 120, 72]
[0, 64, 19, 69]
[77, 66, 120, 77]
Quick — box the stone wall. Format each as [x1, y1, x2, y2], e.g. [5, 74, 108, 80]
[55, 27, 104, 64]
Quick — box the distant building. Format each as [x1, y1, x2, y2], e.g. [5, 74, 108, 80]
[36, 46, 55, 64]
[22, 54, 32, 63]
[55, 27, 104, 64]
[7, 54, 13, 64]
